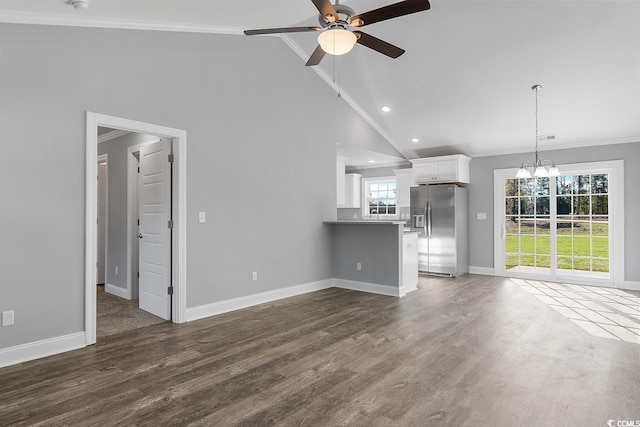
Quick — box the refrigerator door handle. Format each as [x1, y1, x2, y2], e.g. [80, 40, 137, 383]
[427, 201, 432, 237]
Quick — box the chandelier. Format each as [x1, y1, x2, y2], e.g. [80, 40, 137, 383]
[515, 84, 560, 179]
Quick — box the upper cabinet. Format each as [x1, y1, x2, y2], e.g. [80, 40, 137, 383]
[393, 169, 415, 208]
[337, 156, 347, 206]
[337, 156, 361, 208]
[410, 154, 471, 184]
[343, 173, 361, 209]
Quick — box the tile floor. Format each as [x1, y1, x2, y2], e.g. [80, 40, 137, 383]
[511, 278, 640, 344]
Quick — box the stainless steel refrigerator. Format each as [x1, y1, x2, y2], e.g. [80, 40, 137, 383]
[410, 184, 468, 277]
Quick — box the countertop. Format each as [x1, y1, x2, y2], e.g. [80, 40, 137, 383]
[323, 220, 407, 225]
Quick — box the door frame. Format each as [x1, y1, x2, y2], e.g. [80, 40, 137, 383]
[97, 154, 108, 286]
[85, 112, 187, 345]
[493, 160, 625, 287]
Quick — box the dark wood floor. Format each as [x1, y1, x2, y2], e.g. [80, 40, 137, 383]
[1, 275, 639, 426]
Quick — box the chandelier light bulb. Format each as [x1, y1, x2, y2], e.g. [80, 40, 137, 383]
[516, 168, 532, 179]
[548, 166, 560, 177]
[534, 166, 549, 177]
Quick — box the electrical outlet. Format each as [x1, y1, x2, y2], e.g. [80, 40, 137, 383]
[115, 266, 119, 275]
[2, 311, 14, 327]
[356, 262, 362, 271]
[477, 212, 487, 220]
[252, 271, 258, 281]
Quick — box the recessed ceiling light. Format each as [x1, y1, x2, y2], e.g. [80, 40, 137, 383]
[368, 160, 376, 164]
[380, 105, 391, 113]
[411, 138, 420, 143]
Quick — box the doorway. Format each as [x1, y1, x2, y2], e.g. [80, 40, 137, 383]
[494, 160, 625, 287]
[85, 112, 187, 345]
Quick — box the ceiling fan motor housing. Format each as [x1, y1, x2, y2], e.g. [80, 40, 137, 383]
[318, 4, 356, 27]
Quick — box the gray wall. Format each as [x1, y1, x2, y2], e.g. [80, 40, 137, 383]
[0, 23, 394, 349]
[468, 142, 640, 282]
[98, 132, 160, 291]
[331, 224, 401, 287]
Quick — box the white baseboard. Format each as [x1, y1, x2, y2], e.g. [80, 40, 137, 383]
[0, 332, 86, 369]
[334, 278, 403, 297]
[105, 283, 131, 300]
[621, 280, 640, 291]
[185, 279, 334, 322]
[469, 266, 496, 276]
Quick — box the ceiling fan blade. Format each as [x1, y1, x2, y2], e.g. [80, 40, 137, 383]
[244, 26, 322, 36]
[311, 0, 339, 22]
[350, 0, 431, 27]
[354, 31, 405, 58]
[305, 45, 326, 66]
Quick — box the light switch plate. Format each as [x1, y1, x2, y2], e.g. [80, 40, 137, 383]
[198, 211, 206, 223]
[477, 213, 487, 220]
[2, 311, 14, 326]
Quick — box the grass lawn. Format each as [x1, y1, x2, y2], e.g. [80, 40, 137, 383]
[505, 222, 609, 272]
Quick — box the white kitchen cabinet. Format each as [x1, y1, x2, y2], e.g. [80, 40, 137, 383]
[410, 154, 471, 184]
[336, 155, 347, 206]
[402, 232, 419, 294]
[393, 169, 415, 208]
[342, 173, 361, 208]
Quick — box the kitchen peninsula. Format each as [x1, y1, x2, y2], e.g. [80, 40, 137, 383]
[324, 220, 418, 297]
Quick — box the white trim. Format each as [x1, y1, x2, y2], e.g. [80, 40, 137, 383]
[98, 129, 129, 144]
[334, 278, 404, 297]
[0, 11, 244, 35]
[622, 281, 640, 291]
[0, 332, 85, 369]
[345, 161, 411, 171]
[86, 112, 188, 346]
[185, 279, 334, 322]
[96, 154, 108, 288]
[493, 160, 626, 288]
[469, 266, 495, 275]
[105, 283, 131, 300]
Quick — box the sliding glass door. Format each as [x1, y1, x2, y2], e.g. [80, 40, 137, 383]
[495, 161, 622, 285]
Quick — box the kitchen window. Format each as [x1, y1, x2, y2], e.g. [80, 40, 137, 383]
[362, 177, 397, 217]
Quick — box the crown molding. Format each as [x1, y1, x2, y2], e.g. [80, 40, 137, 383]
[346, 160, 411, 171]
[97, 129, 129, 143]
[470, 136, 640, 159]
[279, 35, 410, 161]
[0, 11, 244, 35]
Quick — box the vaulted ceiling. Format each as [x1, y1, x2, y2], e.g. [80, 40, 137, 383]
[2, 0, 639, 164]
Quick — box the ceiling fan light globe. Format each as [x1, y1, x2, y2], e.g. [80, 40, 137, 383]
[516, 168, 531, 179]
[318, 28, 357, 55]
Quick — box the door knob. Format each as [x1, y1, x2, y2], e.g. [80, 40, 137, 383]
[138, 233, 144, 239]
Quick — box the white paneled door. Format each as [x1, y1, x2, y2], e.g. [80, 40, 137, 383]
[139, 139, 172, 320]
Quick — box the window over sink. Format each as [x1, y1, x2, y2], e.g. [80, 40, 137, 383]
[362, 177, 397, 217]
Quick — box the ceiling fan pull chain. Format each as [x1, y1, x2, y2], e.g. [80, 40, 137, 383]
[337, 61, 342, 98]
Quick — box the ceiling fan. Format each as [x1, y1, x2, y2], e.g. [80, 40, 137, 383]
[244, 0, 431, 66]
